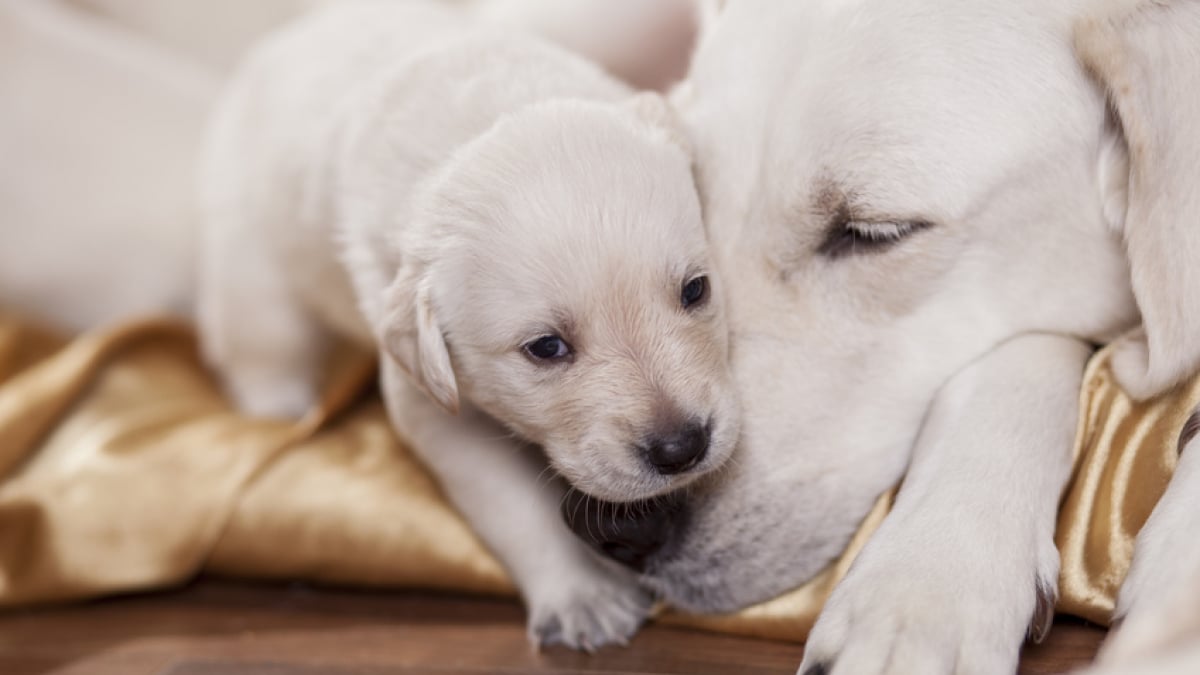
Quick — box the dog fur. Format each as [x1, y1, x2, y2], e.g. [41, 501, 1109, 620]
[197, 0, 737, 649]
[574, 0, 1200, 673]
[6, 0, 1198, 669]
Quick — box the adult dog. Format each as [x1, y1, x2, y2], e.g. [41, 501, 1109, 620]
[565, 1, 1200, 673]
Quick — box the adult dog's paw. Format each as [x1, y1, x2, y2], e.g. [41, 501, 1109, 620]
[797, 515, 1058, 675]
[1097, 440, 1200, 667]
[526, 559, 653, 651]
[1072, 640, 1200, 675]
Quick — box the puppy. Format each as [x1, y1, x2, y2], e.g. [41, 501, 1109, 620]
[197, 0, 738, 649]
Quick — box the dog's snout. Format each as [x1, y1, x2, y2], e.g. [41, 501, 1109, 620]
[561, 491, 683, 571]
[644, 421, 709, 474]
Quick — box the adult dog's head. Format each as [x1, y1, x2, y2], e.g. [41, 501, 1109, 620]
[566, 0, 1200, 611]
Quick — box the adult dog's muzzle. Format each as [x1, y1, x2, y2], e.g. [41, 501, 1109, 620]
[561, 490, 686, 571]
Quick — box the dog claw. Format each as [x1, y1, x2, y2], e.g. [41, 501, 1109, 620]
[1027, 579, 1057, 644]
[800, 662, 831, 675]
[1178, 406, 1200, 456]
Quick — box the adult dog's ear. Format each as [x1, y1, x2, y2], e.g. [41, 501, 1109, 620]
[1076, 0, 1200, 400]
[379, 267, 459, 414]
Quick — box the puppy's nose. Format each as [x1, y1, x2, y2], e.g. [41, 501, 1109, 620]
[644, 421, 709, 474]
[561, 491, 682, 571]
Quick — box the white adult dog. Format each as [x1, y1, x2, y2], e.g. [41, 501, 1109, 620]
[198, 0, 738, 650]
[564, 0, 1200, 673]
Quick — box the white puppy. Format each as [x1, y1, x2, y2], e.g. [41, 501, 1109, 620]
[563, 0, 1200, 672]
[198, 0, 738, 649]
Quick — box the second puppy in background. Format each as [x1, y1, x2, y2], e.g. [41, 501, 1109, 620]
[198, 0, 738, 649]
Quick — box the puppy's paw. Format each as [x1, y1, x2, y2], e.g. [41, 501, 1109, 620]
[526, 558, 652, 651]
[797, 514, 1059, 675]
[1110, 330, 1164, 401]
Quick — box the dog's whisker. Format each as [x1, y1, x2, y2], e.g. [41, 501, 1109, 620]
[534, 464, 559, 491]
[556, 484, 576, 511]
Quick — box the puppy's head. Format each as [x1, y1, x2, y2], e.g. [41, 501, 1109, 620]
[380, 95, 738, 502]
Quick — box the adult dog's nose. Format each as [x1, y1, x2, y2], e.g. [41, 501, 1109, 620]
[644, 421, 709, 474]
[561, 491, 683, 571]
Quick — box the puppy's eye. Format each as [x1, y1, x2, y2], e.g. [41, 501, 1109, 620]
[680, 275, 709, 309]
[523, 335, 572, 362]
[818, 220, 931, 259]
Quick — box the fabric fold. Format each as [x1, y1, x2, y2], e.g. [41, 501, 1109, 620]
[0, 312, 1194, 641]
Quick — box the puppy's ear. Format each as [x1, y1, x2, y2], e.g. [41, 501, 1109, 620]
[1075, 0, 1200, 400]
[626, 92, 691, 155]
[379, 268, 460, 414]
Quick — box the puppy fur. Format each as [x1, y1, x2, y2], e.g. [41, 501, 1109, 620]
[197, 0, 737, 649]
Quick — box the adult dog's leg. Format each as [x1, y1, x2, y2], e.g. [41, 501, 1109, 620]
[799, 334, 1091, 675]
[380, 359, 652, 650]
[1074, 642, 1200, 675]
[1090, 405, 1200, 668]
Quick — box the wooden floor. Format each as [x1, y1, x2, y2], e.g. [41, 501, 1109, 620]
[0, 579, 1106, 674]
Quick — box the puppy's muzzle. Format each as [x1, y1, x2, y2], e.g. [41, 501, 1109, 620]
[561, 490, 685, 571]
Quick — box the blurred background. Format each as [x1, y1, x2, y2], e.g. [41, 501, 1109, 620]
[0, 0, 697, 331]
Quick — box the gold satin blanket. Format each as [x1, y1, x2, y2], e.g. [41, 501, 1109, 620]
[0, 313, 1195, 641]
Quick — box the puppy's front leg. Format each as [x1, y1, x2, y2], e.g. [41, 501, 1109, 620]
[799, 334, 1091, 675]
[380, 359, 652, 650]
[1088, 405, 1200, 669]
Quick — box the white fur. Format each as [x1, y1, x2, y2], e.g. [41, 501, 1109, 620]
[1076, 0, 1200, 401]
[611, 0, 1200, 672]
[800, 335, 1087, 675]
[7, 0, 1199, 668]
[1074, 642, 1200, 675]
[197, 0, 736, 649]
[1075, 5, 1200, 672]
[473, 0, 698, 91]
